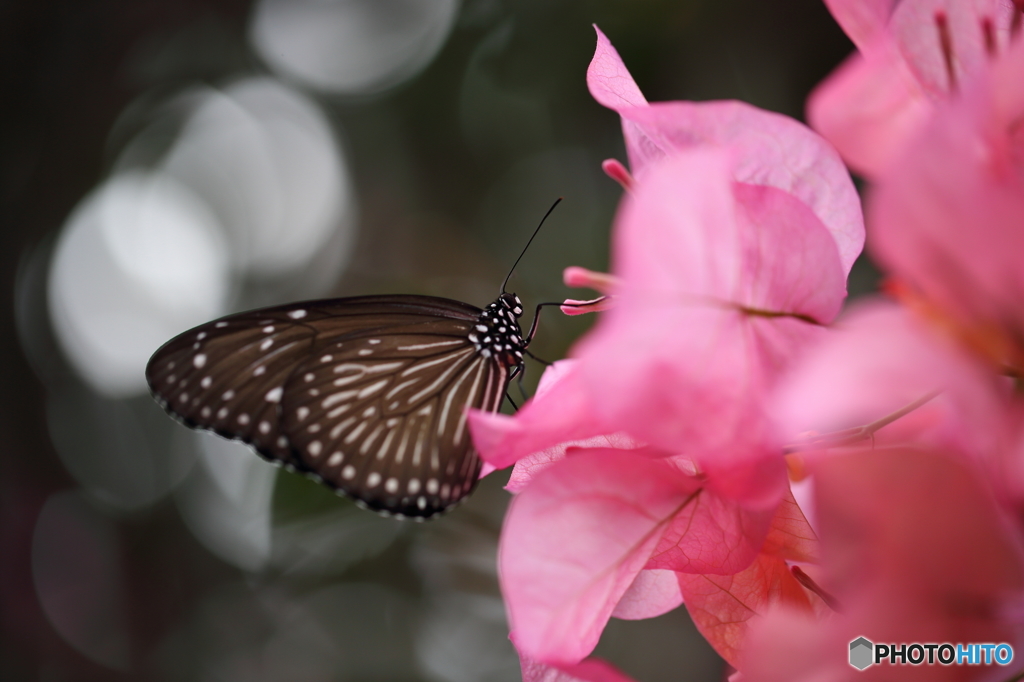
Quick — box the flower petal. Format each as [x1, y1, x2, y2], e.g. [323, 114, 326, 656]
[647, 487, 775, 575]
[822, 0, 896, 48]
[500, 450, 702, 664]
[679, 553, 812, 668]
[610, 569, 685, 621]
[743, 447, 1024, 681]
[807, 46, 931, 177]
[467, 361, 597, 471]
[587, 28, 864, 273]
[869, 43, 1024, 372]
[772, 300, 1016, 492]
[520, 652, 640, 682]
[574, 151, 842, 489]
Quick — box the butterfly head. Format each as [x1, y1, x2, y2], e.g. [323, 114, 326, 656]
[498, 292, 524, 318]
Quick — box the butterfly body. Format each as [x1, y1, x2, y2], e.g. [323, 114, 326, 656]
[146, 293, 526, 519]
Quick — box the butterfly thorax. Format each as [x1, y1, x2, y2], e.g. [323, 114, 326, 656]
[469, 293, 526, 367]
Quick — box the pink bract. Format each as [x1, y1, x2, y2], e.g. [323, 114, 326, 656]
[500, 449, 781, 664]
[610, 569, 684, 621]
[679, 489, 819, 667]
[571, 150, 841, 505]
[869, 39, 1024, 374]
[810, 0, 1019, 176]
[467, 360, 641, 492]
[519, 653, 639, 682]
[772, 300, 1017, 494]
[588, 26, 864, 273]
[741, 447, 1024, 681]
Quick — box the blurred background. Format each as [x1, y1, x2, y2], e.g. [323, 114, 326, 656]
[2, 0, 865, 679]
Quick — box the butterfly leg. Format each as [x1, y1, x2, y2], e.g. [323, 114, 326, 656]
[525, 349, 552, 366]
[505, 365, 523, 411]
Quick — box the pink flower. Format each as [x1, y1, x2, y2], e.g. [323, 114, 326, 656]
[677, 490, 820, 668]
[809, 0, 1021, 176]
[772, 300, 1017, 495]
[467, 28, 866, 671]
[588, 25, 864, 273]
[571, 149, 844, 505]
[498, 448, 778, 664]
[741, 447, 1024, 681]
[867, 38, 1024, 374]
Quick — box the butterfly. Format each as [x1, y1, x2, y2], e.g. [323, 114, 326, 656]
[146, 201, 564, 520]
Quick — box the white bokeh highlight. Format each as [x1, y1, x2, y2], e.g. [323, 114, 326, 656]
[176, 432, 276, 572]
[162, 78, 354, 276]
[250, 0, 459, 95]
[48, 171, 230, 397]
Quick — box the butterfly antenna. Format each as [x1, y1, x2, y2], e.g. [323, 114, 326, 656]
[501, 197, 563, 294]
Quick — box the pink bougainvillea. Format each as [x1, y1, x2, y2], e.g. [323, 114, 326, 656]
[809, 0, 1019, 175]
[470, 17, 1024, 681]
[467, 26, 868, 670]
[742, 448, 1024, 682]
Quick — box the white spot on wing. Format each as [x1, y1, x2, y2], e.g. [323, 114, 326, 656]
[367, 472, 381, 488]
[259, 421, 271, 434]
[385, 478, 399, 493]
[260, 338, 273, 351]
[200, 376, 212, 389]
[327, 452, 343, 466]
[237, 413, 250, 425]
[222, 390, 235, 401]
[265, 387, 283, 403]
[308, 441, 322, 456]
[342, 465, 356, 479]
[193, 354, 207, 369]
[288, 309, 307, 319]
[297, 406, 310, 421]
[254, 366, 266, 376]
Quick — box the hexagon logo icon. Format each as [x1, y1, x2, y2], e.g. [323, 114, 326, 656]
[849, 637, 874, 670]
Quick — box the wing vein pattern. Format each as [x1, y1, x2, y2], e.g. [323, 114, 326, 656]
[146, 295, 519, 518]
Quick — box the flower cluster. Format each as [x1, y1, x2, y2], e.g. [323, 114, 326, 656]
[470, 3, 1024, 680]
